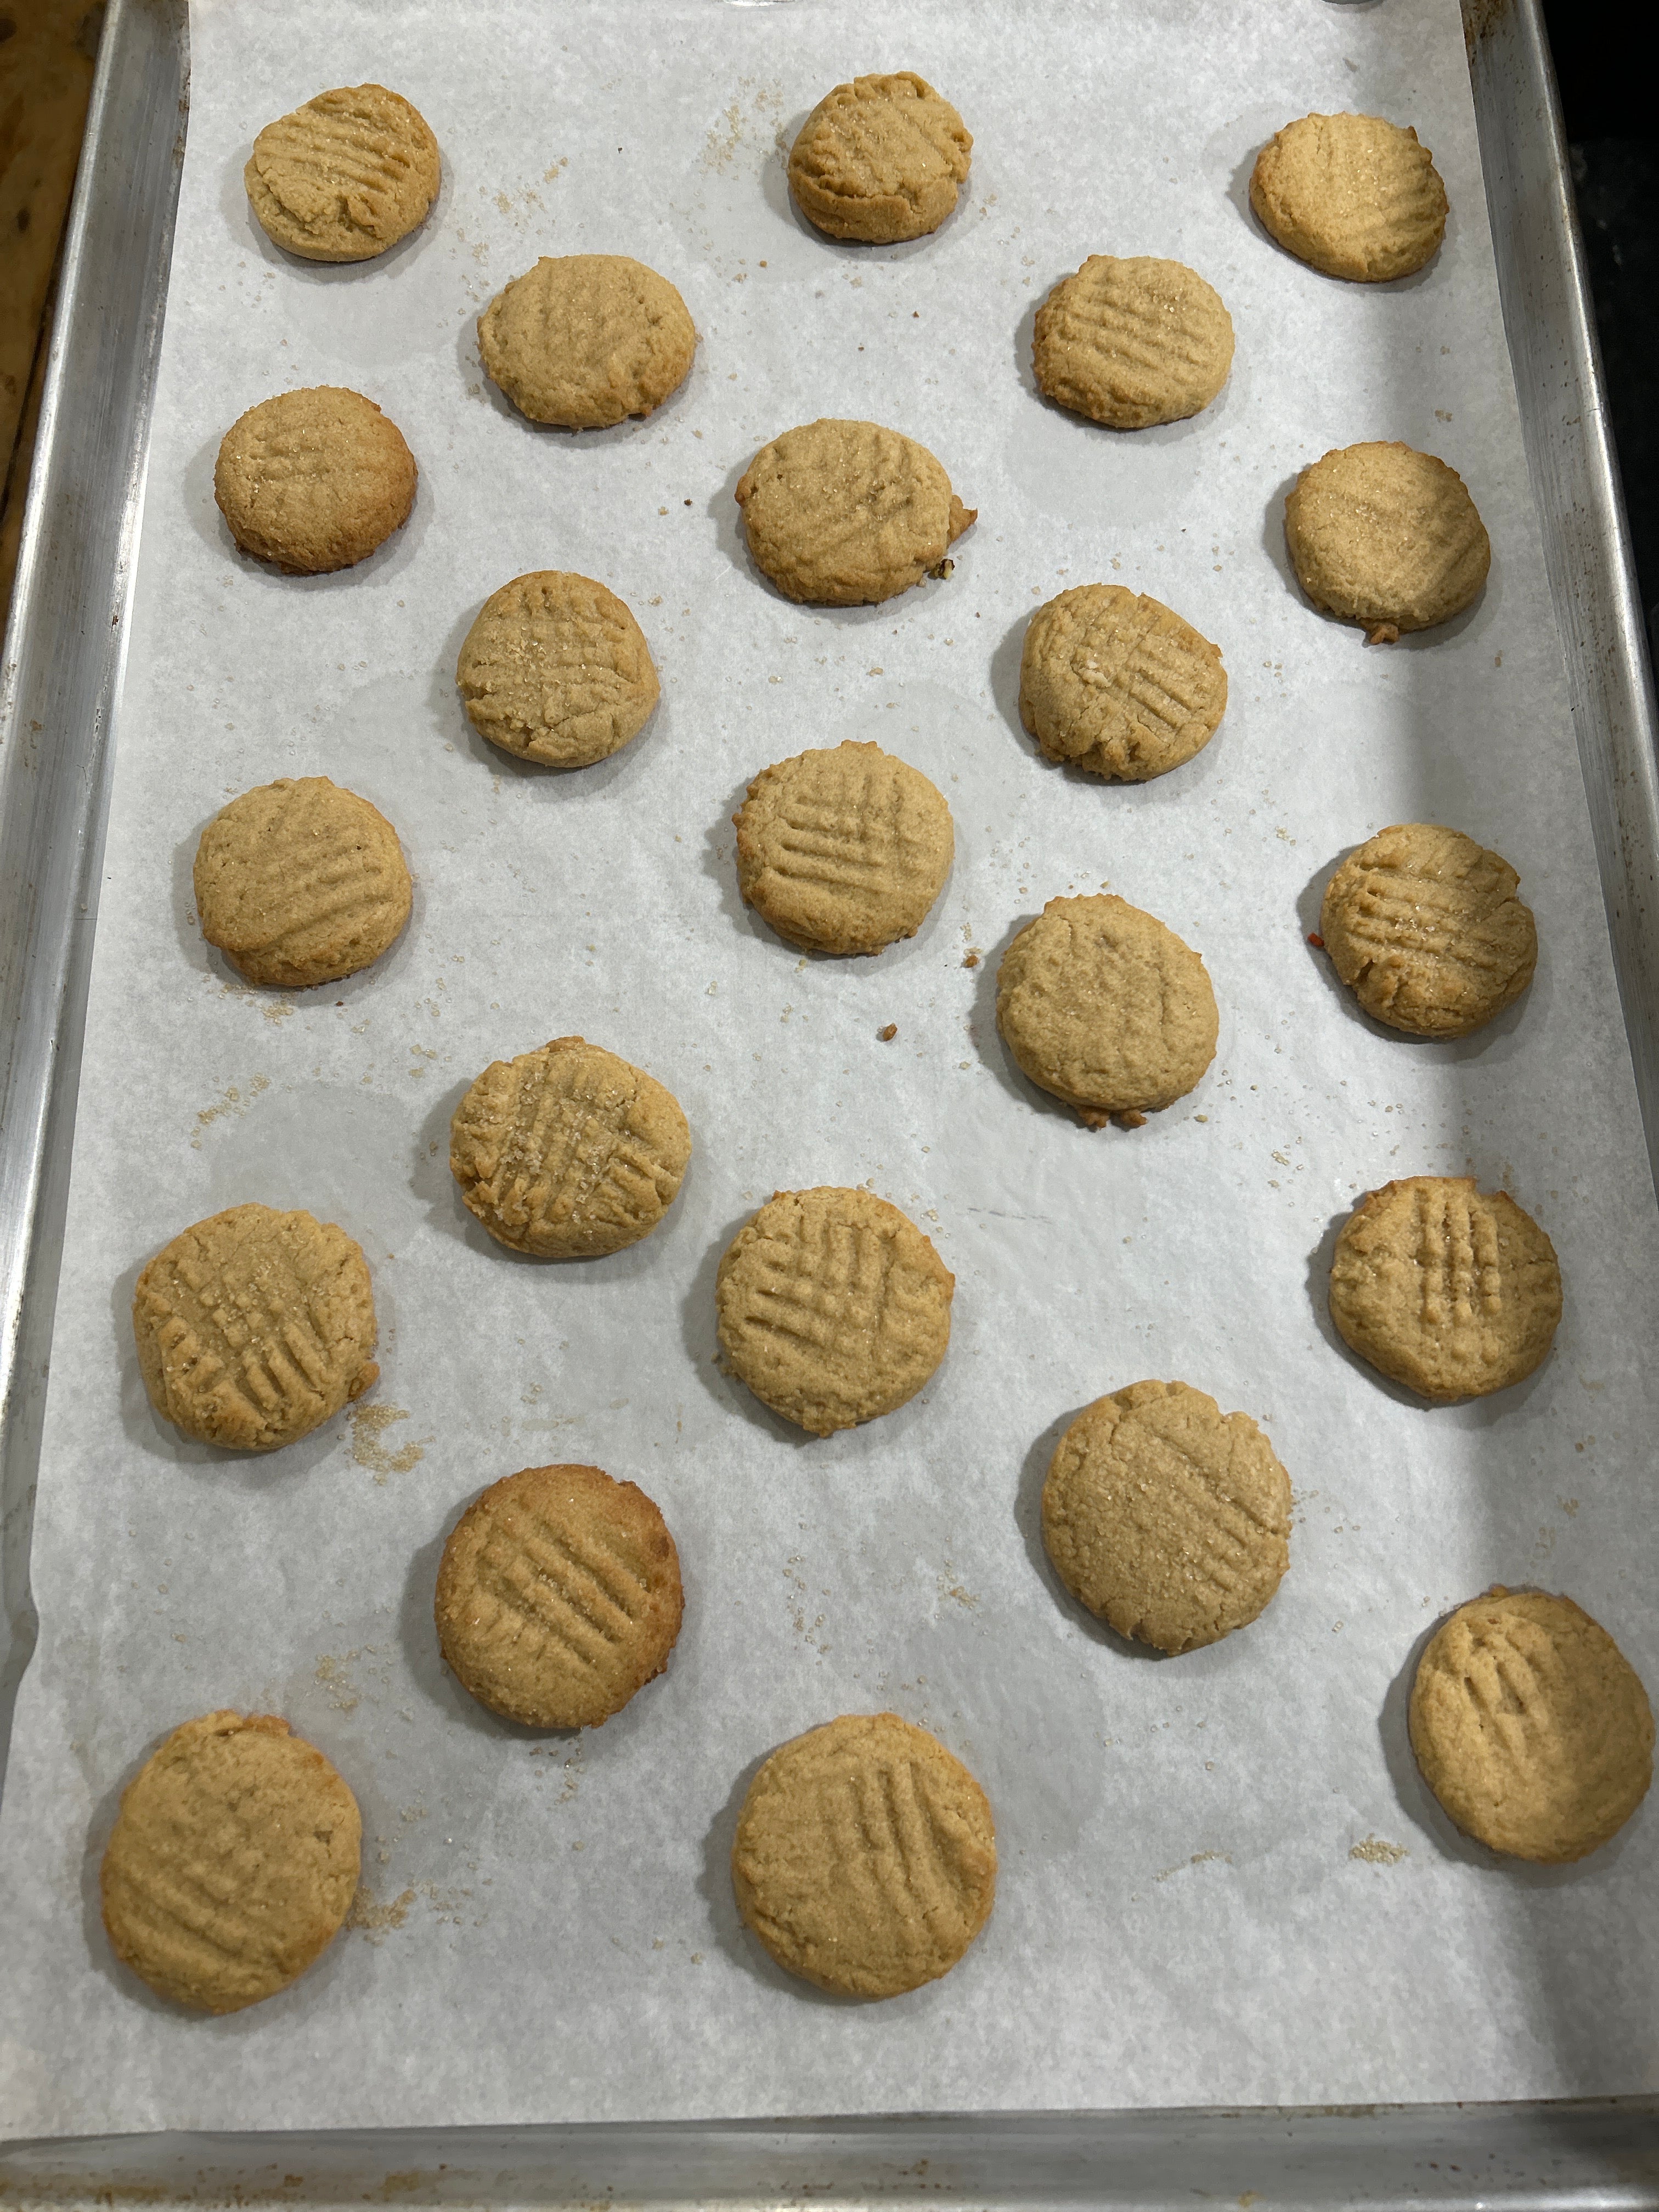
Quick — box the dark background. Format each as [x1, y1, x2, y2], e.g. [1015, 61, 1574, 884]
[1543, 0, 1659, 658]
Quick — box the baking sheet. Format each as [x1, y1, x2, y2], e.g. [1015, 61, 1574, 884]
[5, 0, 1659, 2139]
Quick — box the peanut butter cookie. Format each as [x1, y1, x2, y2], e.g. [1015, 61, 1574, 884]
[245, 84, 440, 263]
[455, 571, 659, 767]
[450, 1036, 690, 1259]
[996, 894, 1218, 1125]
[732, 1711, 996, 1998]
[193, 776, 411, 988]
[1251, 112, 1447, 283]
[133, 1204, 379, 1452]
[435, 1464, 684, 1730]
[735, 417, 975, 605]
[1032, 256, 1234, 429]
[716, 1187, 953, 1435]
[477, 255, 696, 428]
[1042, 1381, 1291, 1653]
[1019, 584, 1227, 781]
[1321, 823, 1536, 1037]
[214, 386, 416, 573]
[1410, 1589, 1652, 1862]
[101, 1711, 360, 2013]
[734, 741, 952, 954]
[788, 72, 972, 244]
[1285, 441, 1489, 641]
[1329, 1176, 1561, 1401]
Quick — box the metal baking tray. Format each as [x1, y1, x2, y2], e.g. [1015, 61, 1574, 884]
[4, 0, 1659, 2199]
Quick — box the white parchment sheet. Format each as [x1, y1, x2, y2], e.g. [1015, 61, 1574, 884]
[4, 0, 1659, 2137]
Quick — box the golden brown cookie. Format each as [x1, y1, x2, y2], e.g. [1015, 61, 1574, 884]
[787, 72, 972, 244]
[450, 1036, 690, 1259]
[454, 571, 659, 768]
[1032, 256, 1234, 430]
[435, 1463, 684, 1730]
[1251, 112, 1448, 283]
[996, 894, 1218, 1126]
[1019, 584, 1227, 782]
[716, 1187, 953, 1435]
[101, 1711, 360, 2013]
[1329, 1176, 1561, 1401]
[214, 387, 416, 574]
[477, 255, 696, 428]
[731, 1711, 996, 1998]
[1409, 1589, 1653, 1862]
[733, 741, 952, 955]
[133, 1204, 379, 1452]
[193, 776, 412, 988]
[1285, 441, 1489, 641]
[245, 84, 440, 263]
[735, 418, 975, 606]
[1042, 1381, 1291, 1654]
[1320, 823, 1537, 1038]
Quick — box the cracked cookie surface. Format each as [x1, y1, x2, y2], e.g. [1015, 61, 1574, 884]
[788, 72, 972, 243]
[245, 83, 439, 262]
[1020, 584, 1227, 781]
[456, 572, 659, 767]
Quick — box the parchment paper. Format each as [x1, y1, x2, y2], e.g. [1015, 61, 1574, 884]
[5, 0, 1659, 2138]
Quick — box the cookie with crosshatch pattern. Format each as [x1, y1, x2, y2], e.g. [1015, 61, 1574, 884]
[1019, 584, 1227, 781]
[245, 84, 440, 263]
[1042, 1380, 1291, 1653]
[434, 1463, 684, 1729]
[133, 1203, 379, 1452]
[1285, 441, 1489, 641]
[715, 1187, 953, 1434]
[455, 571, 660, 768]
[1032, 255, 1234, 429]
[1250, 111, 1447, 283]
[733, 740, 952, 954]
[101, 1711, 360, 2013]
[449, 1036, 690, 1259]
[735, 418, 975, 606]
[787, 71, 973, 244]
[477, 254, 696, 428]
[193, 776, 411, 988]
[1328, 1175, 1561, 1401]
[1319, 822, 1536, 1038]
[1410, 1588, 1652, 1862]
[731, 1711, 996, 1997]
[214, 386, 416, 573]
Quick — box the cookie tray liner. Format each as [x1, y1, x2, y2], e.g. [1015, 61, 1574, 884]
[6, 0, 1659, 2179]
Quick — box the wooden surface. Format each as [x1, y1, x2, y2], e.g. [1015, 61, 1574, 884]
[0, 3, 100, 641]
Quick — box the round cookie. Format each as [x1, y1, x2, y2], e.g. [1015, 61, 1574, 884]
[1285, 441, 1489, 641]
[716, 1187, 953, 1435]
[996, 894, 1218, 1126]
[1042, 1381, 1291, 1654]
[450, 1035, 691, 1259]
[214, 386, 416, 574]
[245, 84, 440, 263]
[101, 1711, 360, 2013]
[193, 777, 412, 988]
[734, 418, 975, 606]
[787, 72, 972, 244]
[1329, 1176, 1561, 1401]
[1032, 256, 1234, 430]
[454, 571, 659, 768]
[733, 741, 953, 955]
[1320, 822, 1537, 1039]
[477, 255, 696, 429]
[1409, 1589, 1653, 1863]
[133, 1203, 379, 1452]
[1251, 112, 1448, 283]
[435, 1463, 684, 1730]
[1019, 584, 1227, 782]
[731, 1711, 996, 1999]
